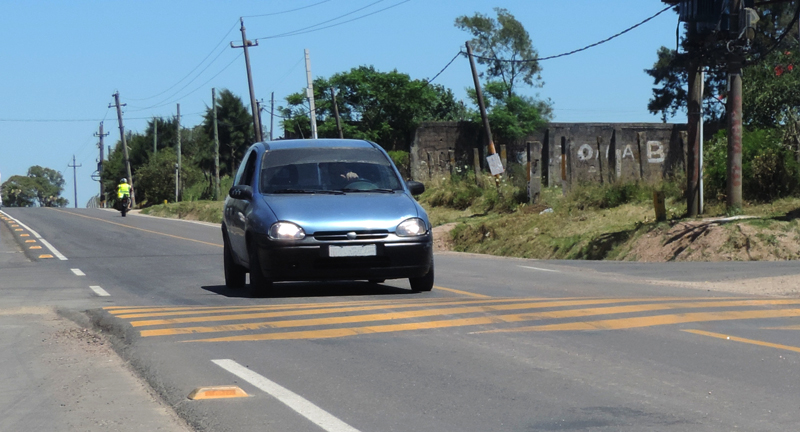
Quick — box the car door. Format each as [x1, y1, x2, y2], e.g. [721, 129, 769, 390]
[225, 148, 259, 262]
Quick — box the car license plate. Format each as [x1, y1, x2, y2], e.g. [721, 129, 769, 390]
[329, 244, 377, 257]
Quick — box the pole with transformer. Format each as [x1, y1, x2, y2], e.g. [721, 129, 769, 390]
[231, 18, 262, 143]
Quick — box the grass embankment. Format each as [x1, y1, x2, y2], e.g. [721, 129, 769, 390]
[140, 200, 223, 223]
[418, 173, 800, 261]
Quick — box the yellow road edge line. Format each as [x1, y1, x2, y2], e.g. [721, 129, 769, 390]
[51, 208, 222, 248]
[683, 329, 800, 354]
[434, 285, 492, 298]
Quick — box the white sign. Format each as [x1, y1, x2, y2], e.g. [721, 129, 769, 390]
[486, 153, 505, 175]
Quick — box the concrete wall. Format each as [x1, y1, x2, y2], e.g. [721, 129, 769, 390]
[411, 121, 691, 186]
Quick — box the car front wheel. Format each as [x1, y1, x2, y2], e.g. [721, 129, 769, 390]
[248, 243, 273, 296]
[223, 233, 246, 288]
[409, 265, 434, 292]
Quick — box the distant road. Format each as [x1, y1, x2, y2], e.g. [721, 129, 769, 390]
[3, 207, 800, 432]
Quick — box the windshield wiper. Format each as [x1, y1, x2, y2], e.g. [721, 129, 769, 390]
[271, 188, 344, 195]
[340, 188, 396, 193]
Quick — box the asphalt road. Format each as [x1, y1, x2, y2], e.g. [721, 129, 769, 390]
[2, 207, 800, 432]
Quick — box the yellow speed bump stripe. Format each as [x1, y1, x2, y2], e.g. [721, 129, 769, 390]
[187, 385, 248, 400]
[25, 240, 36, 243]
[29, 246, 41, 250]
[20, 234, 29, 237]
[38, 254, 54, 259]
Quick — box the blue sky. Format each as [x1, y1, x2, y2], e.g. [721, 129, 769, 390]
[0, 0, 681, 207]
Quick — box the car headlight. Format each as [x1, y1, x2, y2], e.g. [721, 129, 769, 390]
[396, 218, 427, 237]
[268, 222, 306, 240]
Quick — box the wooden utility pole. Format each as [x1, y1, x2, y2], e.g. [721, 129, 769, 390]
[231, 17, 262, 142]
[68, 155, 81, 208]
[686, 24, 702, 217]
[256, 100, 265, 141]
[331, 87, 343, 138]
[270, 91, 275, 140]
[212, 88, 221, 200]
[153, 119, 158, 153]
[305, 49, 318, 139]
[94, 122, 109, 207]
[111, 91, 135, 206]
[727, 0, 743, 211]
[176, 103, 181, 202]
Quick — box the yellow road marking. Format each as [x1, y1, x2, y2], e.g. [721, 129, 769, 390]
[683, 329, 800, 354]
[20, 234, 29, 237]
[14, 228, 22, 231]
[38, 254, 53, 259]
[187, 385, 248, 400]
[25, 240, 36, 243]
[434, 285, 491, 298]
[51, 209, 222, 248]
[29, 246, 41, 249]
[133, 297, 720, 329]
[136, 298, 800, 339]
[483, 308, 800, 333]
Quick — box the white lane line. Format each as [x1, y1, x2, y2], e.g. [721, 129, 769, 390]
[519, 265, 560, 273]
[71, 268, 85, 276]
[0, 210, 68, 260]
[89, 286, 110, 297]
[212, 359, 361, 432]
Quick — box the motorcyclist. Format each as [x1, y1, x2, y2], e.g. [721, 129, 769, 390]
[117, 178, 131, 205]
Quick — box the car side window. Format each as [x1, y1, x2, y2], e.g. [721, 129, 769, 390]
[234, 150, 258, 187]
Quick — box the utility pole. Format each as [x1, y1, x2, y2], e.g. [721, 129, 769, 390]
[176, 103, 181, 202]
[94, 122, 109, 207]
[465, 41, 502, 182]
[212, 88, 220, 200]
[686, 25, 702, 217]
[231, 17, 262, 143]
[305, 49, 318, 139]
[331, 87, 343, 138]
[727, 0, 744, 212]
[256, 100, 265, 141]
[110, 91, 134, 206]
[270, 91, 275, 141]
[68, 155, 81, 208]
[153, 119, 158, 153]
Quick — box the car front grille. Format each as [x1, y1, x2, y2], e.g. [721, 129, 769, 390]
[313, 230, 389, 241]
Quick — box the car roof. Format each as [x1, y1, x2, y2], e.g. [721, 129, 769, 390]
[259, 139, 378, 151]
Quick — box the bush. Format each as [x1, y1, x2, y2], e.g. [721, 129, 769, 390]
[704, 128, 800, 202]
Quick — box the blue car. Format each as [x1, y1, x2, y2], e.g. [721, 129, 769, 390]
[222, 139, 434, 295]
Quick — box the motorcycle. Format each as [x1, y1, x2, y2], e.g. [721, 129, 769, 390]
[120, 194, 130, 217]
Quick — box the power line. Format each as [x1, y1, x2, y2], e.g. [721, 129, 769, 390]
[462, 5, 674, 64]
[425, 51, 462, 85]
[242, 0, 333, 18]
[254, 0, 411, 41]
[125, 19, 240, 102]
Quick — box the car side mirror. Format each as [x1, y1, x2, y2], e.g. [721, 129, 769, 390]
[228, 185, 253, 200]
[406, 181, 425, 196]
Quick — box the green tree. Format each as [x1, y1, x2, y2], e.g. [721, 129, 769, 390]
[201, 89, 254, 178]
[0, 166, 67, 207]
[455, 7, 542, 98]
[281, 66, 469, 150]
[455, 8, 551, 142]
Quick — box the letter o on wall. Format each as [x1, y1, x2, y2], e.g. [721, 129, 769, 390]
[578, 144, 593, 161]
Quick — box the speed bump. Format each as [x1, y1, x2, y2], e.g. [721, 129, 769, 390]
[187, 385, 248, 400]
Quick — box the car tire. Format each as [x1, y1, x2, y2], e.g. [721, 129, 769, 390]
[409, 265, 434, 292]
[223, 233, 246, 288]
[248, 243, 273, 296]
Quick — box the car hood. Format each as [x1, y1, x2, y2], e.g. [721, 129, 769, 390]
[262, 192, 425, 233]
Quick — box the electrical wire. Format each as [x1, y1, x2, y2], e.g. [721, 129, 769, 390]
[125, 19, 240, 102]
[463, 5, 674, 64]
[254, 0, 412, 41]
[424, 51, 462, 85]
[242, 0, 333, 18]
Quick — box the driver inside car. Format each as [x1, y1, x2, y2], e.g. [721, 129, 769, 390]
[328, 163, 359, 188]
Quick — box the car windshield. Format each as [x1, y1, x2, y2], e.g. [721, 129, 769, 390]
[259, 147, 404, 194]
